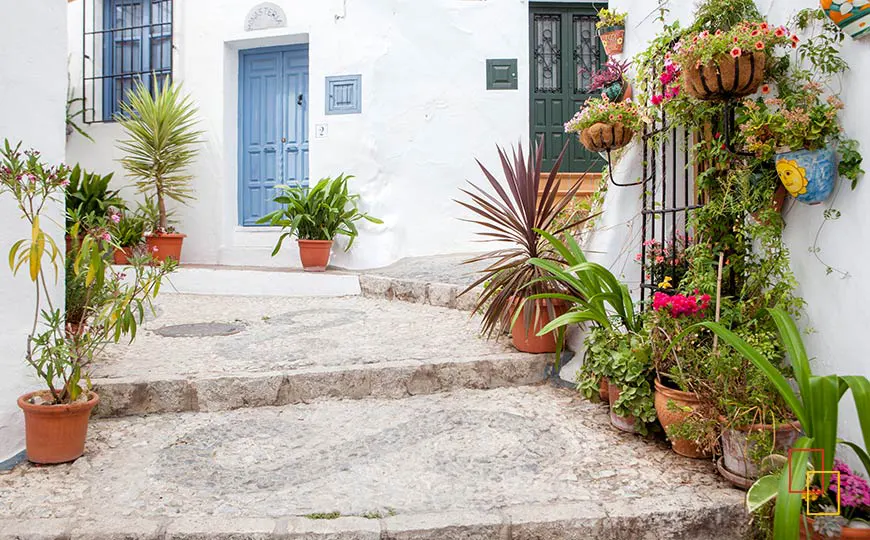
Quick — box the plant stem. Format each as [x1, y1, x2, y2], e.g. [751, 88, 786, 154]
[713, 252, 724, 356]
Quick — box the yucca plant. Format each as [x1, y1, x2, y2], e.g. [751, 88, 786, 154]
[116, 76, 201, 232]
[456, 140, 592, 341]
[257, 174, 382, 256]
[674, 308, 870, 539]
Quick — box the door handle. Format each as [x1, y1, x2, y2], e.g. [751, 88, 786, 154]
[297, 94, 304, 106]
[282, 137, 286, 143]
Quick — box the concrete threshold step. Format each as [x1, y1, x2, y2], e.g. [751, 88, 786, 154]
[0, 387, 745, 540]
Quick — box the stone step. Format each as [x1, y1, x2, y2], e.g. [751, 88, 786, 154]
[0, 386, 745, 540]
[92, 294, 545, 418]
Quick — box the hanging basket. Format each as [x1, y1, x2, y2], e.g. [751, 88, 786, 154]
[775, 146, 837, 205]
[683, 52, 766, 101]
[598, 25, 625, 56]
[822, 0, 870, 39]
[579, 122, 634, 153]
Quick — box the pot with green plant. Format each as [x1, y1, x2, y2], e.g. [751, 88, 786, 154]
[117, 76, 202, 263]
[1, 140, 175, 464]
[681, 308, 870, 539]
[586, 59, 633, 103]
[258, 174, 382, 272]
[108, 209, 146, 265]
[647, 290, 717, 458]
[674, 21, 795, 101]
[456, 141, 590, 354]
[565, 96, 644, 154]
[740, 85, 862, 205]
[596, 9, 627, 56]
[65, 164, 124, 251]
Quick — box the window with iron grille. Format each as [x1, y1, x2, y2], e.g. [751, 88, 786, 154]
[82, 0, 173, 123]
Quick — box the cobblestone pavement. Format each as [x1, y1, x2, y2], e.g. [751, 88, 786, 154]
[0, 386, 740, 524]
[361, 253, 488, 288]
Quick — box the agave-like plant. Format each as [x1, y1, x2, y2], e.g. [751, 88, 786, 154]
[673, 308, 870, 539]
[456, 140, 592, 339]
[116, 76, 202, 233]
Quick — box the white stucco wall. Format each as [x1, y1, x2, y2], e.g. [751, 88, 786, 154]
[66, 0, 553, 270]
[0, 0, 67, 462]
[603, 0, 870, 456]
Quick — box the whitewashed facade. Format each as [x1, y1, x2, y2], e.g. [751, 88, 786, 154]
[0, 0, 68, 462]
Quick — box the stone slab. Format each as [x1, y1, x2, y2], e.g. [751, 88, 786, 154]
[0, 386, 743, 538]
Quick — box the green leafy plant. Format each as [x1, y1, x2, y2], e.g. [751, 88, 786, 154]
[109, 211, 147, 249]
[65, 164, 124, 228]
[0, 140, 175, 405]
[674, 308, 870, 539]
[690, 0, 761, 32]
[596, 8, 626, 30]
[117, 76, 202, 233]
[603, 329, 657, 434]
[258, 174, 382, 255]
[456, 140, 590, 340]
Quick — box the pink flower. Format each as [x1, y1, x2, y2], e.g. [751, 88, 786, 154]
[110, 213, 121, 224]
[665, 85, 680, 99]
[651, 94, 664, 106]
[755, 41, 764, 50]
[660, 71, 673, 85]
[730, 47, 742, 58]
[775, 27, 786, 37]
[60, 179, 70, 187]
[101, 232, 111, 242]
[152, 246, 159, 253]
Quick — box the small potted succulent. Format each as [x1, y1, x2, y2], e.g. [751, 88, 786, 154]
[565, 96, 644, 153]
[596, 8, 627, 56]
[740, 85, 862, 205]
[0, 140, 174, 464]
[586, 59, 632, 102]
[117, 76, 202, 263]
[674, 21, 796, 100]
[258, 174, 382, 271]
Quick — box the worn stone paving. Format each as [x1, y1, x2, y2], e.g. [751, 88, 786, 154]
[0, 386, 743, 538]
[94, 294, 513, 381]
[361, 253, 487, 288]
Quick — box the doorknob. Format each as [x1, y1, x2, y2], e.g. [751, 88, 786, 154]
[282, 137, 286, 143]
[297, 94, 304, 106]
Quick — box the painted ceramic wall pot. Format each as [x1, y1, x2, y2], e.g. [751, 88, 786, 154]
[775, 146, 837, 205]
[822, 0, 870, 39]
[599, 25, 625, 56]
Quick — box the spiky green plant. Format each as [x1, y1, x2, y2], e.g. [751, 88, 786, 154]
[116, 76, 202, 232]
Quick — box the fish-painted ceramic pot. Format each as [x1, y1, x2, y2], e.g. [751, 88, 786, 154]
[822, 0, 870, 39]
[775, 147, 837, 205]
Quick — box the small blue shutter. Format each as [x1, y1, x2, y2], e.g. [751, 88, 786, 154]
[325, 75, 362, 115]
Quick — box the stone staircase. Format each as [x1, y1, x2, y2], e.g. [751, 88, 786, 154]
[0, 262, 746, 539]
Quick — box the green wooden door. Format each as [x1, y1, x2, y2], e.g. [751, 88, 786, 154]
[530, 3, 606, 173]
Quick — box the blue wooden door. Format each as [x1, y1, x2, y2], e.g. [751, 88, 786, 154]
[239, 45, 309, 226]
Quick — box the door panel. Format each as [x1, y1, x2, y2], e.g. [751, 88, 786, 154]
[239, 45, 309, 226]
[530, 4, 606, 174]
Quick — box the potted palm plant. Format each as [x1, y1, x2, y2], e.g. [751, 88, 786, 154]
[456, 141, 590, 354]
[1, 140, 175, 464]
[257, 174, 382, 271]
[117, 76, 202, 263]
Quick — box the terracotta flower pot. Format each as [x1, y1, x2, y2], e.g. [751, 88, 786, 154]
[509, 298, 567, 354]
[800, 517, 870, 539]
[17, 390, 100, 464]
[599, 377, 610, 402]
[719, 419, 801, 489]
[579, 122, 634, 153]
[654, 378, 712, 458]
[683, 52, 767, 101]
[599, 25, 625, 56]
[297, 239, 333, 272]
[146, 233, 185, 263]
[608, 382, 638, 433]
[112, 247, 134, 265]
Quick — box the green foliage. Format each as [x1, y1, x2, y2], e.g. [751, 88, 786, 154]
[65, 164, 124, 228]
[791, 8, 848, 77]
[690, 0, 761, 32]
[110, 211, 147, 248]
[117, 76, 202, 231]
[456, 140, 589, 340]
[259, 174, 382, 255]
[839, 138, 865, 190]
[605, 331, 657, 434]
[595, 8, 626, 30]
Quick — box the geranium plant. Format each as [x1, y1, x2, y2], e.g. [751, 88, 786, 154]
[674, 22, 796, 68]
[564, 97, 645, 134]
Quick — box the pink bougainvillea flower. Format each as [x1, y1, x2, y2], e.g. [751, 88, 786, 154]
[660, 71, 673, 85]
[730, 47, 742, 58]
[651, 94, 664, 106]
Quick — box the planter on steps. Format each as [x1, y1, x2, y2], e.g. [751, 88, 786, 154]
[297, 239, 334, 272]
[113, 247, 134, 265]
[146, 233, 185, 263]
[608, 382, 637, 433]
[599, 377, 610, 402]
[17, 390, 100, 464]
[509, 298, 567, 354]
[717, 419, 801, 489]
[799, 517, 870, 539]
[654, 378, 712, 459]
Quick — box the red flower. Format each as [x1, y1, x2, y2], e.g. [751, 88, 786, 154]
[715, 29, 723, 36]
[651, 94, 664, 106]
[755, 41, 765, 50]
[775, 27, 785, 37]
[760, 22, 769, 31]
[730, 47, 742, 58]
[761, 84, 771, 94]
[733, 36, 740, 43]
[751, 29, 760, 37]
[791, 34, 800, 48]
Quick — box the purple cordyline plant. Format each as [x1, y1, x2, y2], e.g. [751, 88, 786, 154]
[584, 59, 631, 93]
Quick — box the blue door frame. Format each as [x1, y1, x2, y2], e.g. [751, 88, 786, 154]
[238, 44, 309, 226]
